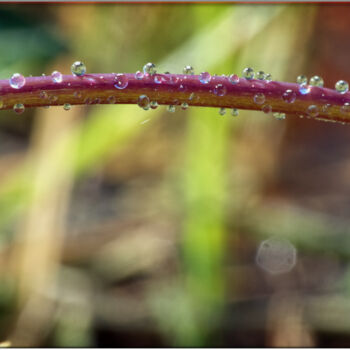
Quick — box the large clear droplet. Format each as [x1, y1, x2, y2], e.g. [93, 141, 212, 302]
[199, 72, 211, 84]
[9, 73, 25, 89]
[309, 75, 323, 87]
[143, 62, 156, 75]
[63, 103, 71, 111]
[242, 67, 254, 80]
[335, 80, 349, 94]
[71, 61, 86, 76]
[51, 71, 63, 83]
[114, 74, 128, 89]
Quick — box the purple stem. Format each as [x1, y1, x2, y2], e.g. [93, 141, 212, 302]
[2, 73, 350, 123]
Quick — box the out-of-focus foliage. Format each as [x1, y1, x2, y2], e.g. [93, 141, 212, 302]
[1, 3, 350, 347]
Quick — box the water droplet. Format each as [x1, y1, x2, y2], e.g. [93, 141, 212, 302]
[265, 73, 272, 82]
[49, 95, 58, 102]
[63, 103, 71, 111]
[181, 102, 189, 110]
[189, 93, 195, 101]
[231, 108, 239, 117]
[243, 67, 254, 80]
[214, 84, 227, 96]
[170, 75, 179, 84]
[135, 71, 144, 80]
[39, 91, 48, 99]
[299, 83, 311, 95]
[107, 96, 116, 104]
[167, 105, 175, 113]
[150, 101, 158, 109]
[13, 103, 25, 114]
[282, 89, 296, 103]
[9, 73, 25, 89]
[321, 104, 331, 114]
[256, 71, 265, 80]
[137, 94, 150, 110]
[335, 80, 349, 94]
[297, 75, 307, 84]
[51, 71, 63, 83]
[199, 72, 211, 84]
[309, 75, 323, 87]
[341, 102, 350, 114]
[143, 62, 156, 75]
[71, 61, 86, 76]
[219, 107, 226, 116]
[114, 74, 128, 89]
[183, 65, 194, 75]
[262, 105, 272, 114]
[273, 112, 286, 120]
[154, 74, 166, 84]
[73, 91, 82, 99]
[228, 74, 239, 84]
[307, 105, 319, 117]
[253, 93, 265, 105]
[256, 237, 297, 274]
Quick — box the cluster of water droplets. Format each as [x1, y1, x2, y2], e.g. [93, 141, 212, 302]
[6, 60, 350, 123]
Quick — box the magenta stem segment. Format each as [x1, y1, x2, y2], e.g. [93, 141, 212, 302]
[1, 73, 350, 123]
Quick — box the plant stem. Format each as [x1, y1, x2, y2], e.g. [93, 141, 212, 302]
[2, 73, 350, 123]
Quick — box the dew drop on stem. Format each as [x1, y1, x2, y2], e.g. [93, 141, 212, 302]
[71, 61, 86, 76]
[199, 72, 211, 84]
[13, 103, 25, 114]
[10, 73, 25, 89]
[51, 71, 63, 83]
[335, 80, 349, 94]
[243, 67, 254, 80]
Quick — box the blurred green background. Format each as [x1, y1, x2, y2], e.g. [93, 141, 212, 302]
[1, 3, 350, 347]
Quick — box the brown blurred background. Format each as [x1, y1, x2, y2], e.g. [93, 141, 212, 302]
[0, 3, 350, 347]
